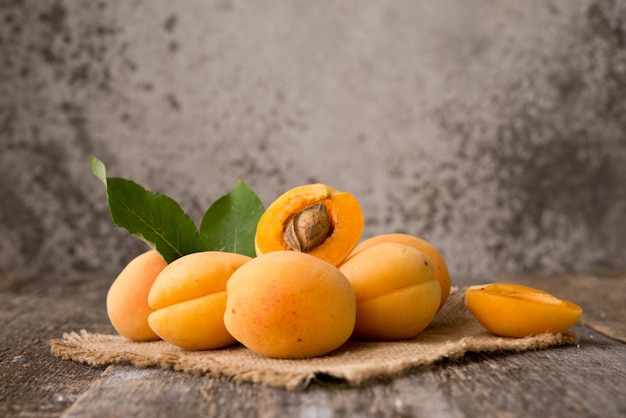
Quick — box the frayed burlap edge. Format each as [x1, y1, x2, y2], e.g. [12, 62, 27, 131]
[50, 289, 578, 390]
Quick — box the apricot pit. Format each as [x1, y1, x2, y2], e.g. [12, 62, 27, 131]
[283, 203, 332, 252]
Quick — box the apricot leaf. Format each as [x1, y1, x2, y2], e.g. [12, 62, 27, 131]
[199, 180, 264, 257]
[90, 156, 199, 263]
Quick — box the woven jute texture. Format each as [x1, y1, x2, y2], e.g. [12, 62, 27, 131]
[50, 289, 578, 389]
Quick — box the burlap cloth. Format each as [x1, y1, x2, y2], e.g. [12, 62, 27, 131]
[50, 288, 578, 389]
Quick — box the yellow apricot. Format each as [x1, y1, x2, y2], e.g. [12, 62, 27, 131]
[106, 250, 167, 341]
[349, 233, 451, 311]
[224, 251, 356, 359]
[255, 184, 364, 266]
[339, 242, 441, 340]
[464, 283, 583, 338]
[148, 251, 251, 350]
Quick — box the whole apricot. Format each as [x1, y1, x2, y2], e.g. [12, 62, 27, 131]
[339, 242, 441, 340]
[148, 251, 251, 350]
[255, 184, 364, 266]
[349, 233, 451, 311]
[464, 283, 583, 338]
[106, 250, 167, 341]
[224, 251, 356, 359]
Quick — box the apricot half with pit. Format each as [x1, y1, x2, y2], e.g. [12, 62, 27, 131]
[349, 233, 451, 311]
[224, 251, 356, 359]
[147, 251, 251, 350]
[254, 184, 364, 266]
[464, 283, 583, 338]
[339, 242, 441, 341]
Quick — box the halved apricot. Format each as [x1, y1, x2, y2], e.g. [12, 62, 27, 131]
[464, 283, 583, 338]
[349, 233, 451, 311]
[255, 184, 364, 266]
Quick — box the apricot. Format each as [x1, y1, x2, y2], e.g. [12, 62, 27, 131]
[255, 184, 364, 266]
[349, 233, 451, 311]
[147, 251, 251, 350]
[464, 283, 583, 338]
[339, 242, 441, 340]
[106, 250, 167, 341]
[224, 251, 356, 359]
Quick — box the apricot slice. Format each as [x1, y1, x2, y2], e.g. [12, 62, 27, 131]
[255, 184, 364, 266]
[464, 283, 583, 338]
[106, 250, 167, 341]
[148, 251, 251, 350]
[349, 233, 451, 311]
[224, 251, 356, 359]
[339, 242, 441, 340]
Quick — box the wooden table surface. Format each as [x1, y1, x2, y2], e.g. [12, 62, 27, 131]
[1, 272, 625, 418]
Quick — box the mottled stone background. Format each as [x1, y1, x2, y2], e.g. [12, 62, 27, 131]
[1, 0, 625, 285]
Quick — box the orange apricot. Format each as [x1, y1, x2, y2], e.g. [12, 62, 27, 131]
[106, 250, 167, 341]
[464, 283, 583, 338]
[349, 233, 451, 311]
[148, 251, 251, 350]
[339, 242, 441, 340]
[224, 251, 356, 358]
[255, 184, 364, 266]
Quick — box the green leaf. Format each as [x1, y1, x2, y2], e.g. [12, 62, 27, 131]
[89, 156, 107, 184]
[199, 180, 265, 257]
[90, 156, 199, 263]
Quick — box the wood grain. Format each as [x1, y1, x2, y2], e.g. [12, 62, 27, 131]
[62, 325, 625, 418]
[2, 273, 625, 418]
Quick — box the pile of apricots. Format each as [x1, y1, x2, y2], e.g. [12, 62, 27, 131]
[106, 184, 582, 359]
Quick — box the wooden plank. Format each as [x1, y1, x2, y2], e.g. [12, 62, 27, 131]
[62, 324, 625, 418]
[0, 275, 113, 418]
[2, 273, 625, 417]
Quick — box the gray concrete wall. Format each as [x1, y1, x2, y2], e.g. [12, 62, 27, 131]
[2, 0, 625, 284]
